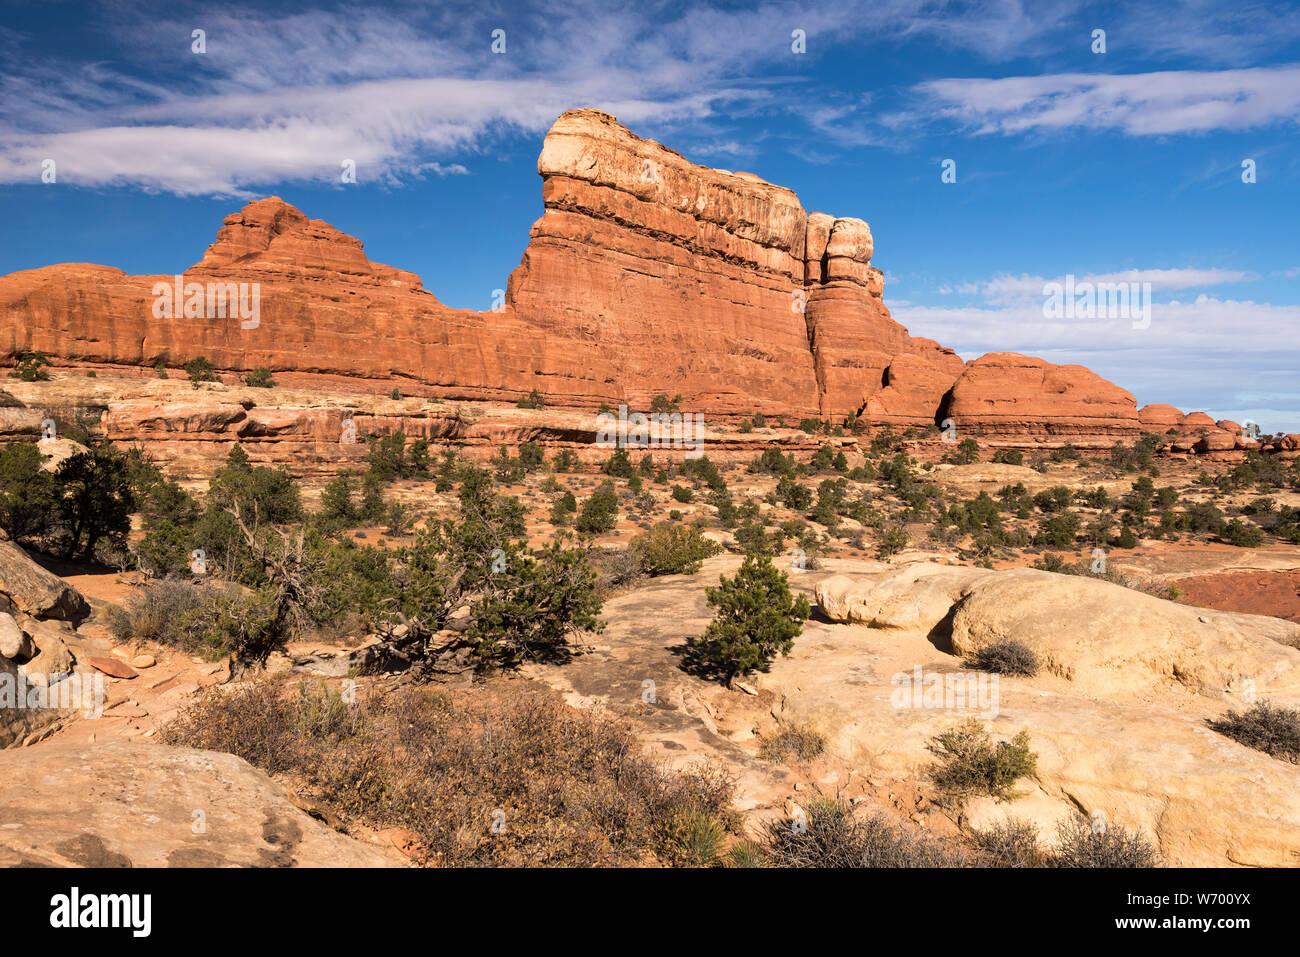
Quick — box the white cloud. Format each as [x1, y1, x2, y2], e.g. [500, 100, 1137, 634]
[901, 65, 1300, 137]
[0, 0, 1164, 195]
[956, 268, 1255, 304]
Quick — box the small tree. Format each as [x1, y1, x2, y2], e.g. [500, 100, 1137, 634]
[577, 481, 619, 534]
[53, 441, 136, 561]
[9, 351, 52, 382]
[689, 554, 809, 683]
[244, 367, 276, 388]
[0, 443, 57, 543]
[185, 356, 218, 388]
[876, 525, 909, 559]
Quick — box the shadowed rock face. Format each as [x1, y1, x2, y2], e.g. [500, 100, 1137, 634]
[3, 108, 1210, 441]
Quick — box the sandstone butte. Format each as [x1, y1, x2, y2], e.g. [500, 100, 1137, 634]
[0, 108, 1254, 446]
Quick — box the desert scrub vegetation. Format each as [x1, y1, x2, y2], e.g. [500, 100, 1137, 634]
[971, 818, 1047, 867]
[627, 521, 721, 576]
[1051, 814, 1160, 867]
[687, 553, 810, 683]
[164, 677, 735, 866]
[927, 719, 1037, 807]
[1032, 552, 1180, 601]
[968, 638, 1040, 677]
[758, 720, 826, 762]
[1208, 701, 1300, 764]
[763, 796, 965, 867]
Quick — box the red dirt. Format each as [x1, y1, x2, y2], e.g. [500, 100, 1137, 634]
[1175, 569, 1300, 624]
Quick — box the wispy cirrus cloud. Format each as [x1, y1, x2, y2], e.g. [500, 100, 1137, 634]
[952, 268, 1255, 304]
[6, 0, 1273, 196]
[897, 65, 1300, 137]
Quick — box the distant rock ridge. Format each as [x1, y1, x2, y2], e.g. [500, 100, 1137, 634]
[0, 108, 1247, 445]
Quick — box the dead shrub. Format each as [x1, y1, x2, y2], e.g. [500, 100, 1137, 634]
[163, 676, 734, 866]
[758, 720, 827, 762]
[762, 796, 966, 867]
[1051, 814, 1160, 868]
[1208, 701, 1300, 764]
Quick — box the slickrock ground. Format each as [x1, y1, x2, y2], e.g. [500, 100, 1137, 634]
[533, 555, 1300, 867]
[0, 741, 403, 867]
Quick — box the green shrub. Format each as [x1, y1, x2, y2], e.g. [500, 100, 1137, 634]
[992, 449, 1023, 466]
[518, 441, 546, 473]
[682, 455, 726, 493]
[946, 438, 980, 465]
[659, 809, 726, 867]
[1223, 518, 1265, 547]
[184, 356, 217, 387]
[671, 484, 693, 503]
[752, 446, 796, 477]
[244, 367, 276, 388]
[491, 445, 526, 484]
[876, 525, 908, 559]
[318, 473, 358, 527]
[725, 839, 767, 868]
[9, 351, 52, 381]
[601, 447, 636, 478]
[51, 441, 137, 561]
[927, 719, 1037, 806]
[1033, 486, 1074, 513]
[0, 442, 57, 543]
[628, 522, 721, 576]
[689, 554, 809, 681]
[576, 481, 619, 534]
[1034, 511, 1081, 547]
[776, 475, 812, 510]
[517, 388, 545, 409]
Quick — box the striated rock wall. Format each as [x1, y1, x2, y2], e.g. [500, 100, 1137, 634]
[1, 108, 1226, 446]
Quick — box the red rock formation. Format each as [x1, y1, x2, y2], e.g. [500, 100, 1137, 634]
[1138, 403, 1185, 429]
[0, 109, 1232, 447]
[942, 352, 1141, 445]
[2, 109, 962, 425]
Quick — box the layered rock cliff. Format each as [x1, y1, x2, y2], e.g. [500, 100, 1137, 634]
[1, 107, 1199, 443]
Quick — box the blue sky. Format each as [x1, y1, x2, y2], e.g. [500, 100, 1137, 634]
[3, 0, 1298, 431]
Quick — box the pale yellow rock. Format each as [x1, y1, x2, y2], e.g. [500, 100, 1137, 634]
[950, 567, 1300, 698]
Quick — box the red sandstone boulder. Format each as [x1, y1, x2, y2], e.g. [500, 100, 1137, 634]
[1194, 431, 1237, 453]
[1138, 403, 1184, 429]
[943, 353, 1140, 444]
